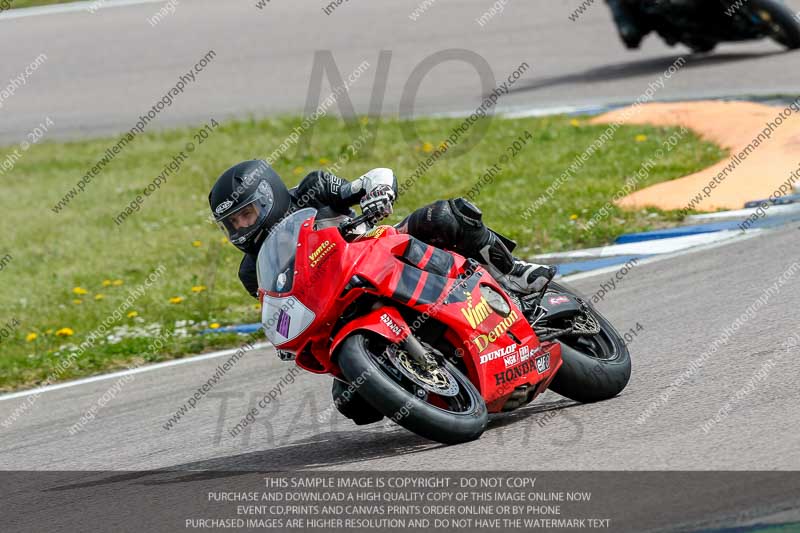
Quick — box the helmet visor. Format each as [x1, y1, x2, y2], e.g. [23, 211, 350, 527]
[215, 185, 275, 247]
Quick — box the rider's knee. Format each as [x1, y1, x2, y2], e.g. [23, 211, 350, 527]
[405, 200, 459, 248]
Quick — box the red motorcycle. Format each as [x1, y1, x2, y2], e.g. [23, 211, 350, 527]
[257, 208, 631, 444]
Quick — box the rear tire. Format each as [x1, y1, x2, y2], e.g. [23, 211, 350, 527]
[337, 334, 488, 444]
[544, 282, 632, 403]
[751, 0, 800, 49]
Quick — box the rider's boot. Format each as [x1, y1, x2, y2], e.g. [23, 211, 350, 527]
[495, 258, 558, 295]
[606, 0, 644, 49]
[477, 232, 556, 295]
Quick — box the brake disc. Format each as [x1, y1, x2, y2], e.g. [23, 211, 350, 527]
[572, 310, 601, 336]
[385, 346, 460, 397]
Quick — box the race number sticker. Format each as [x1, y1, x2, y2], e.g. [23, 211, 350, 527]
[535, 353, 551, 374]
[261, 295, 316, 345]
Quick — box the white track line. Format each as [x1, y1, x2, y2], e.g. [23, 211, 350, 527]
[536, 230, 746, 260]
[0, 0, 164, 20]
[560, 229, 763, 283]
[686, 203, 800, 223]
[0, 342, 271, 401]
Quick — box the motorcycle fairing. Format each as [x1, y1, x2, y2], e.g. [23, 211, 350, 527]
[329, 306, 409, 359]
[260, 211, 561, 411]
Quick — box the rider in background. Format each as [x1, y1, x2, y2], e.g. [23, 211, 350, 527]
[606, 0, 648, 48]
[606, 0, 714, 49]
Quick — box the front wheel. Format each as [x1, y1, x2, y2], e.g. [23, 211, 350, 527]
[337, 334, 488, 445]
[751, 0, 800, 49]
[542, 282, 632, 403]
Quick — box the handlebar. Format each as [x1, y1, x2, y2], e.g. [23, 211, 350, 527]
[339, 213, 375, 234]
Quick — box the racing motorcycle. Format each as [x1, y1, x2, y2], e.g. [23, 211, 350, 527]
[628, 0, 800, 53]
[257, 208, 631, 444]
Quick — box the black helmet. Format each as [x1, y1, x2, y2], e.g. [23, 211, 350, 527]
[209, 160, 291, 254]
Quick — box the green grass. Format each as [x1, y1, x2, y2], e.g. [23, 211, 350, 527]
[5, 0, 78, 9]
[0, 114, 726, 390]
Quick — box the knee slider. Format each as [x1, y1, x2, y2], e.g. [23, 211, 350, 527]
[448, 198, 491, 255]
[450, 197, 483, 227]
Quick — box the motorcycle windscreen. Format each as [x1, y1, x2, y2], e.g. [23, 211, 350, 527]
[256, 207, 317, 294]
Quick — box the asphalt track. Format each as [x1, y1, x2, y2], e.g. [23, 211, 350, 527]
[1, 0, 800, 145]
[3, 1, 800, 530]
[3, 224, 800, 531]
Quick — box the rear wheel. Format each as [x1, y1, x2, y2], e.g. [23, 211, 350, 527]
[540, 282, 632, 403]
[337, 333, 487, 444]
[751, 0, 800, 49]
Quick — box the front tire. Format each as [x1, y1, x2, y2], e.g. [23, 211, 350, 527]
[751, 0, 800, 49]
[337, 334, 487, 444]
[544, 282, 632, 403]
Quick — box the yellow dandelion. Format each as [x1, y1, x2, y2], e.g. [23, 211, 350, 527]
[422, 142, 434, 153]
[72, 287, 88, 295]
[127, 311, 139, 318]
[570, 214, 579, 221]
[438, 141, 448, 151]
[101, 279, 112, 287]
[209, 323, 221, 329]
[169, 296, 184, 304]
[359, 116, 369, 125]
[191, 285, 207, 293]
[94, 294, 105, 301]
[220, 237, 228, 245]
[319, 158, 330, 165]
[191, 240, 202, 248]
[293, 166, 305, 175]
[56, 328, 74, 337]
[570, 118, 581, 127]
[73, 299, 83, 305]
[26, 333, 38, 342]
[635, 134, 648, 142]
[112, 279, 123, 286]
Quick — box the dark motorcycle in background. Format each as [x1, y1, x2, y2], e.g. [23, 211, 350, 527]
[626, 0, 800, 53]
